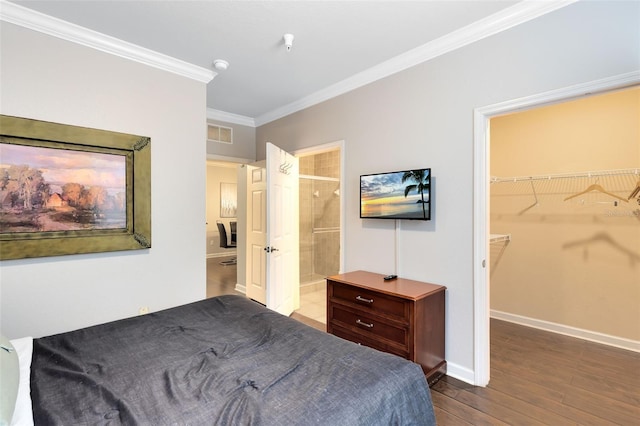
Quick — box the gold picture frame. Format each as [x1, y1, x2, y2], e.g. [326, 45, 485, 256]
[0, 115, 151, 260]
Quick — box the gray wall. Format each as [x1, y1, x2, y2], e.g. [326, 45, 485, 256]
[256, 1, 640, 381]
[1, 22, 208, 339]
[206, 119, 256, 162]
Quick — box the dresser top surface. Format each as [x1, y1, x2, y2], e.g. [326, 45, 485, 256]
[327, 270, 445, 300]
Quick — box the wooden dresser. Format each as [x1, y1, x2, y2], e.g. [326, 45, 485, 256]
[326, 270, 446, 385]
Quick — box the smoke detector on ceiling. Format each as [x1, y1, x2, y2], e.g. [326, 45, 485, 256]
[213, 59, 229, 71]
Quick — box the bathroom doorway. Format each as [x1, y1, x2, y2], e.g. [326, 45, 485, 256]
[294, 142, 343, 324]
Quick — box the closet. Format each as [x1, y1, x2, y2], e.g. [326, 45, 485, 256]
[489, 86, 640, 350]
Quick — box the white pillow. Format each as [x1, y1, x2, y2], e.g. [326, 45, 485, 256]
[8, 338, 33, 426]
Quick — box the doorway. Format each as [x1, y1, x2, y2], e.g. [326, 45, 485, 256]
[294, 142, 344, 324]
[206, 141, 344, 318]
[473, 71, 640, 386]
[206, 160, 241, 298]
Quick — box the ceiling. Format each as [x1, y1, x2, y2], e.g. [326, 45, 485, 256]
[9, 1, 523, 125]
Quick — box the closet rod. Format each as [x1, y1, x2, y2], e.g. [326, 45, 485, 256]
[491, 168, 640, 184]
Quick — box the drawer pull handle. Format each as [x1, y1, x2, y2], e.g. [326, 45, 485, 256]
[355, 295, 373, 304]
[356, 319, 374, 328]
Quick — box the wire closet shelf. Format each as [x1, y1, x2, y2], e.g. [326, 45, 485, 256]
[490, 168, 640, 184]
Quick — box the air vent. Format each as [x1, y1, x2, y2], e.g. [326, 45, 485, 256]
[207, 124, 233, 144]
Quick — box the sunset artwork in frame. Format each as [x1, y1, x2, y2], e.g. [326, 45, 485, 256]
[0, 115, 151, 260]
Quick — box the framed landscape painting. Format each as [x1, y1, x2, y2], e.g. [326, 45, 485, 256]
[0, 115, 151, 260]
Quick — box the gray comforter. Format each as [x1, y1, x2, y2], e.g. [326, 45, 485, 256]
[31, 295, 436, 425]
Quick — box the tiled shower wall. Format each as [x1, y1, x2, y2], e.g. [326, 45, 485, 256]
[299, 150, 340, 285]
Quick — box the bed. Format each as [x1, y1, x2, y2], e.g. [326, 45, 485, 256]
[11, 295, 436, 425]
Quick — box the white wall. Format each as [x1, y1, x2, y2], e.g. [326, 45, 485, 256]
[0, 23, 207, 338]
[256, 1, 640, 382]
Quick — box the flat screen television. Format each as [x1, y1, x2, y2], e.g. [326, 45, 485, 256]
[360, 168, 431, 220]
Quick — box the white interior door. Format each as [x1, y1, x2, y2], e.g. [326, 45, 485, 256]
[245, 164, 267, 305]
[266, 143, 299, 315]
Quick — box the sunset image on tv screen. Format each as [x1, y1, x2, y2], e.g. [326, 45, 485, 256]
[360, 169, 430, 220]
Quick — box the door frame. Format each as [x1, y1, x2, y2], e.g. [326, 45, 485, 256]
[293, 140, 346, 275]
[472, 70, 640, 386]
[206, 155, 253, 295]
[206, 139, 345, 296]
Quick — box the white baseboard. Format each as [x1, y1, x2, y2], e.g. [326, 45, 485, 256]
[206, 251, 237, 259]
[444, 362, 476, 385]
[491, 310, 640, 353]
[234, 283, 246, 294]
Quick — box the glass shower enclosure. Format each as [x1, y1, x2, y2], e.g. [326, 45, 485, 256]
[298, 150, 340, 289]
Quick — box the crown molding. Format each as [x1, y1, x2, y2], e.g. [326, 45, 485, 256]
[207, 108, 256, 128]
[0, 0, 215, 84]
[254, 0, 577, 126]
[1, 0, 578, 124]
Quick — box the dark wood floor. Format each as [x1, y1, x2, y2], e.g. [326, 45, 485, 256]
[432, 319, 640, 425]
[206, 261, 640, 424]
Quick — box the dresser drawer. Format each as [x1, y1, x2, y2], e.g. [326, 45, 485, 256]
[331, 324, 408, 359]
[330, 305, 408, 347]
[327, 271, 447, 386]
[330, 281, 409, 320]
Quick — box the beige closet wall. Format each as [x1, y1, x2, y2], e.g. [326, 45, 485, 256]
[490, 87, 640, 341]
